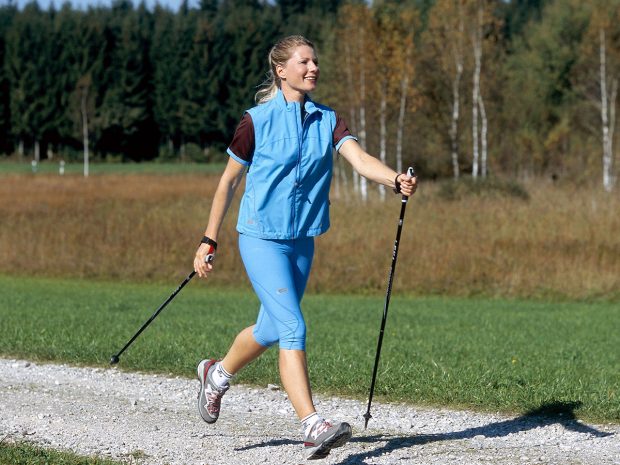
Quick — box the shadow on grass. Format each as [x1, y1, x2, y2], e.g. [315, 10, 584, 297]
[335, 401, 613, 465]
[234, 401, 613, 463]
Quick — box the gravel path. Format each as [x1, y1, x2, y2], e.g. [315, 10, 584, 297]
[1, 358, 618, 465]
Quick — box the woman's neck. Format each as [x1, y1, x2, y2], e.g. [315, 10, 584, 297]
[281, 87, 306, 104]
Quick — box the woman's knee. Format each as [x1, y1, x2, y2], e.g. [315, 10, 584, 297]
[278, 319, 306, 351]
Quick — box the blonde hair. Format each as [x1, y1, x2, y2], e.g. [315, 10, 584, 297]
[255, 35, 315, 104]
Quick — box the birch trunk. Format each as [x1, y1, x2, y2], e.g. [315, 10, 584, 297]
[450, 6, 465, 180]
[396, 75, 409, 174]
[450, 62, 462, 180]
[471, 5, 483, 180]
[358, 35, 368, 201]
[378, 78, 388, 200]
[344, 41, 358, 194]
[34, 140, 40, 163]
[600, 28, 615, 192]
[81, 84, 90, 178]
[18, 139, 24, 159]
[480, 93, 488, 178]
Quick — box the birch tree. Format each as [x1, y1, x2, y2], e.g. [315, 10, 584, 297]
[597, 2, 620, 192]
[333, 3, 375, 201]
[76, 75, 92, 176]
[599, 26, 617, 192]
[372, 4, 419, 198]
[469, 0, 491, 179]
[394, 9, 418, 175]
[424, 0, 467, 179]
[578, 0, 620, 192]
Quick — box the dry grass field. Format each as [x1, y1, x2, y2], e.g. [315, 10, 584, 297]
[1, 172, 618, 300]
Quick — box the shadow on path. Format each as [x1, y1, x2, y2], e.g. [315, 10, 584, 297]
[233, 401, 613, 463]
[335, 401, 613, 465]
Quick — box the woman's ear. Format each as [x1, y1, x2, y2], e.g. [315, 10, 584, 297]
[275, 64, 286, 80]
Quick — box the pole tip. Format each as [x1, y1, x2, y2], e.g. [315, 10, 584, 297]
[363, 411, 371, 430]
[110, 355, 120, 365]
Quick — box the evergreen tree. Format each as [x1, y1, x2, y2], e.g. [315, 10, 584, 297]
[5, 2, 55, 161]
[151, 5, 184, 156]
[95, 1, 158, 160]
[0, 3, 16, 155]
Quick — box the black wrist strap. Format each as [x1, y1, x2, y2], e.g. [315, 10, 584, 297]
[393, 174, 402, 194]
[200, 236, 218, 250]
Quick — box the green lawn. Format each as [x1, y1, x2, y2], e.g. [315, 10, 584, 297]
[0, 275, 618, 422]
[0, 160, 225, 176]
[0, 442, 124, 465]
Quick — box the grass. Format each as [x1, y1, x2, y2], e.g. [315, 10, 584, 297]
[0, 274, 618, 423]
[0, 441, 125, 465]
[0, 170, 618, 300]
[0, 159, 225, 176]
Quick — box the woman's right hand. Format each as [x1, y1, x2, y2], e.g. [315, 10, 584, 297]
[194, 243, 216, 278]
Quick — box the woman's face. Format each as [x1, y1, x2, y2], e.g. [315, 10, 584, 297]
[277, 45, 320, 100]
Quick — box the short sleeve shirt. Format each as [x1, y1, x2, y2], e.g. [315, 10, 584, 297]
[228, 112, 353, 164]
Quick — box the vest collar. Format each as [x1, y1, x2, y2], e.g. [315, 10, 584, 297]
[275, 89, 319, 115]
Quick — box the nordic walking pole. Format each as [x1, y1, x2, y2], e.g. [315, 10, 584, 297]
[110, 254, 214, 365]
[363, 167, 415, 429]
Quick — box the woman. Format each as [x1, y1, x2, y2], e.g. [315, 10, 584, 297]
[193, 35, 417, 461]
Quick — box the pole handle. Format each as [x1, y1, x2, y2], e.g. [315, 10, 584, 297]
[401, 167, 416, 202]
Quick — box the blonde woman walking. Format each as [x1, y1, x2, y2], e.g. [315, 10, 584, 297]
[193, 35, 417, 460]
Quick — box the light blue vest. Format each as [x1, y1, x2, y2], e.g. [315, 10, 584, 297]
[229, 90, 353, 239]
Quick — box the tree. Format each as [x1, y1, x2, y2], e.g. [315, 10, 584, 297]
[575, 0, 620, 191]
[5, 2, 56, 162]
[372, 2, 419, 197]
[151, 5, 189, 156]
[468, 0, 497, 179]
[95, 1, 158, 160]
[502, 0, 590, 178]
[331, 2, 376, 200]
[0, 4, 16, 155]
[422, 0, 467, 179]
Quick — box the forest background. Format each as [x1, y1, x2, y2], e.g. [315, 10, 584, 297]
[1, 0, 620, 194]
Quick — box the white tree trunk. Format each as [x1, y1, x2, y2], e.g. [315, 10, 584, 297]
[480, 93, 488, 178]
[450, 6, 465, 180]
[450, 61, 462, 180]
[471, 5, 483, 180]
[18, 139, 24, 158]
[358, 38, 368, 201]
[600, 28, 615, 192]
[34, 140, 40, 163]
[81, 85, 90, 178]
[396, 75, 409, 174]
[359, 105, 368, 201]
[344, 42, 356, 194]
[378, 78, 388, 200]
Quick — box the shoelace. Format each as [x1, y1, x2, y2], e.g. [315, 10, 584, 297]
[205, 386, 224, 415]
[310, 420, 333, 440]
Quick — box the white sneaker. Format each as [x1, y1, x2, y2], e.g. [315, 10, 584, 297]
[196, 359, 228, 424]
[303, 419, 352, 460]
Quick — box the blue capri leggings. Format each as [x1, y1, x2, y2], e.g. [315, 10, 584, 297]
[238, 234, 314, 351]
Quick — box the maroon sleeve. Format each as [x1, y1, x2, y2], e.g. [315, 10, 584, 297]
[227, 113, 255, 164]
[333, 113, 354, 148]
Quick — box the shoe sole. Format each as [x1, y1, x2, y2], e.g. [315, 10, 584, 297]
[306, 422, 352, 460]
[196, 359, 218, 424]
